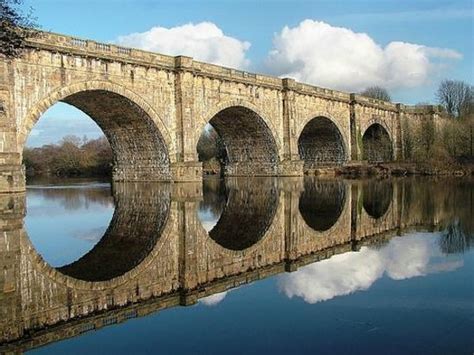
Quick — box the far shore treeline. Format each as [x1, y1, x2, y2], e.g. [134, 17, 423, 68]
[24, 136, 113, 177]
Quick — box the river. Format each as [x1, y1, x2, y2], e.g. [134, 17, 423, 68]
[0, 176, 473, 354]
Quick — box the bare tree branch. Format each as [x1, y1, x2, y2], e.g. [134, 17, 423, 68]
[360, 86, 391, 102]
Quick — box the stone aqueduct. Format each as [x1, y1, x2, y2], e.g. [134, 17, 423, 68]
[0, 31, 445, 192]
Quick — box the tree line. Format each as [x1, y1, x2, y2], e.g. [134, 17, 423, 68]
[362, 81, 473, 166]
[24, 136, 113, 177]
[403, 80, 473, 165]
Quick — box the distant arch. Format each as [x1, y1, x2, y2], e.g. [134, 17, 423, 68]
[298, 116, 347, 169]
[362, 123, 393, 162]
[198, 101, 280, 175]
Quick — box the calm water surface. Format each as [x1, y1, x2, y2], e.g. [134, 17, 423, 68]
[0, 177, 472, 354]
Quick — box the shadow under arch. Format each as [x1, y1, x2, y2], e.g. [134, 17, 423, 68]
[199, 177, 279, 251]
[298, 116, 347, 169]
[299, 177, 347, 232]
[362, 179, 393, 219]
[57, 182, 171, 281]
[362, 123, 393, 162]
[21, 82, 172, 181]
[203, 106, 279, 176]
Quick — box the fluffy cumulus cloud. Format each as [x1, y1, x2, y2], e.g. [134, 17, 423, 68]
[278, 233, 463, 304]
[116, 22, 251, 69]
[265, 20, 462, 92]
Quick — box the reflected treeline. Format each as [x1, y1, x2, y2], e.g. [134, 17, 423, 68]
[58, 183, 171, 281]
[205, 177, 279, 250]
[299, 178, 346, 231]
[27, 184, 113, 210]
[397, 178, 474, 240]
[438, 179, 474, 254]
[440, 219, 473, 254]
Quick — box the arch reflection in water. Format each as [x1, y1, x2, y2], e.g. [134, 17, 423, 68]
[25, 182, 115, 268]
[362, 179, 393, 219]
[28, 182, 171, 282]
[299, 177, 346, 231]
[198, 177, 279, 250]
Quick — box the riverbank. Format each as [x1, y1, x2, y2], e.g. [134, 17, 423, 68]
[309, 162, 474, 177]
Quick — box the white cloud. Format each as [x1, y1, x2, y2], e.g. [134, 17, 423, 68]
[265, 20, 462, 92]
[278, 233, 463, 304]
[116, 22, 251, 69]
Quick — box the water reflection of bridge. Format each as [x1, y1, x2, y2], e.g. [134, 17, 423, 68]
[0, 177, 471, 352]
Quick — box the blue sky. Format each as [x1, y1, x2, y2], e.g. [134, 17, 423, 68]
[24, 0, 473, 147]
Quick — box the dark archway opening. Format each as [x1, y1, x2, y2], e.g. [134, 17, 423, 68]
[197, 106, 279, 176]
[198, 177, 278, 250]
[363, 180, 393, 219]
[362, 124, 393, 163]
[299, 178, 346, 232]
[298, 117, 346, 170]
[24, 90, 170, 182]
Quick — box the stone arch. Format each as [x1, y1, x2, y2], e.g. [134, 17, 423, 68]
[19, 80, 173, 181]
[198, 100, 281, 176]
[362, 123, 393, 162]
[22, 182, 175, 290]
[363, 179, 393, 219]
[299, 178, 346, 232]
[297, 116, 347, 169]
[198, 177, 279, 251]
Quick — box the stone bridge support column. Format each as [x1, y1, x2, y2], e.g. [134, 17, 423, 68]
[279, 79, 304, 176]
[394, 104, 404, 161]
[0, 61, 25, 193]
[349, 94, 360, 161]
[171, 56, 203, 182]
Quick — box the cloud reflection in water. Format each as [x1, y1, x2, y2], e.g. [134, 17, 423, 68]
[278, 233, 463, 304]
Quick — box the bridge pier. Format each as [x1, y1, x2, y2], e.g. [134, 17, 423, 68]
[0, 165, 25, 193]
[278, 160, 305, 176]
[170, 161, 203, 182]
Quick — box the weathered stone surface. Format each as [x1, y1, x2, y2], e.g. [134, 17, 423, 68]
[0, 31, 447, 192]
